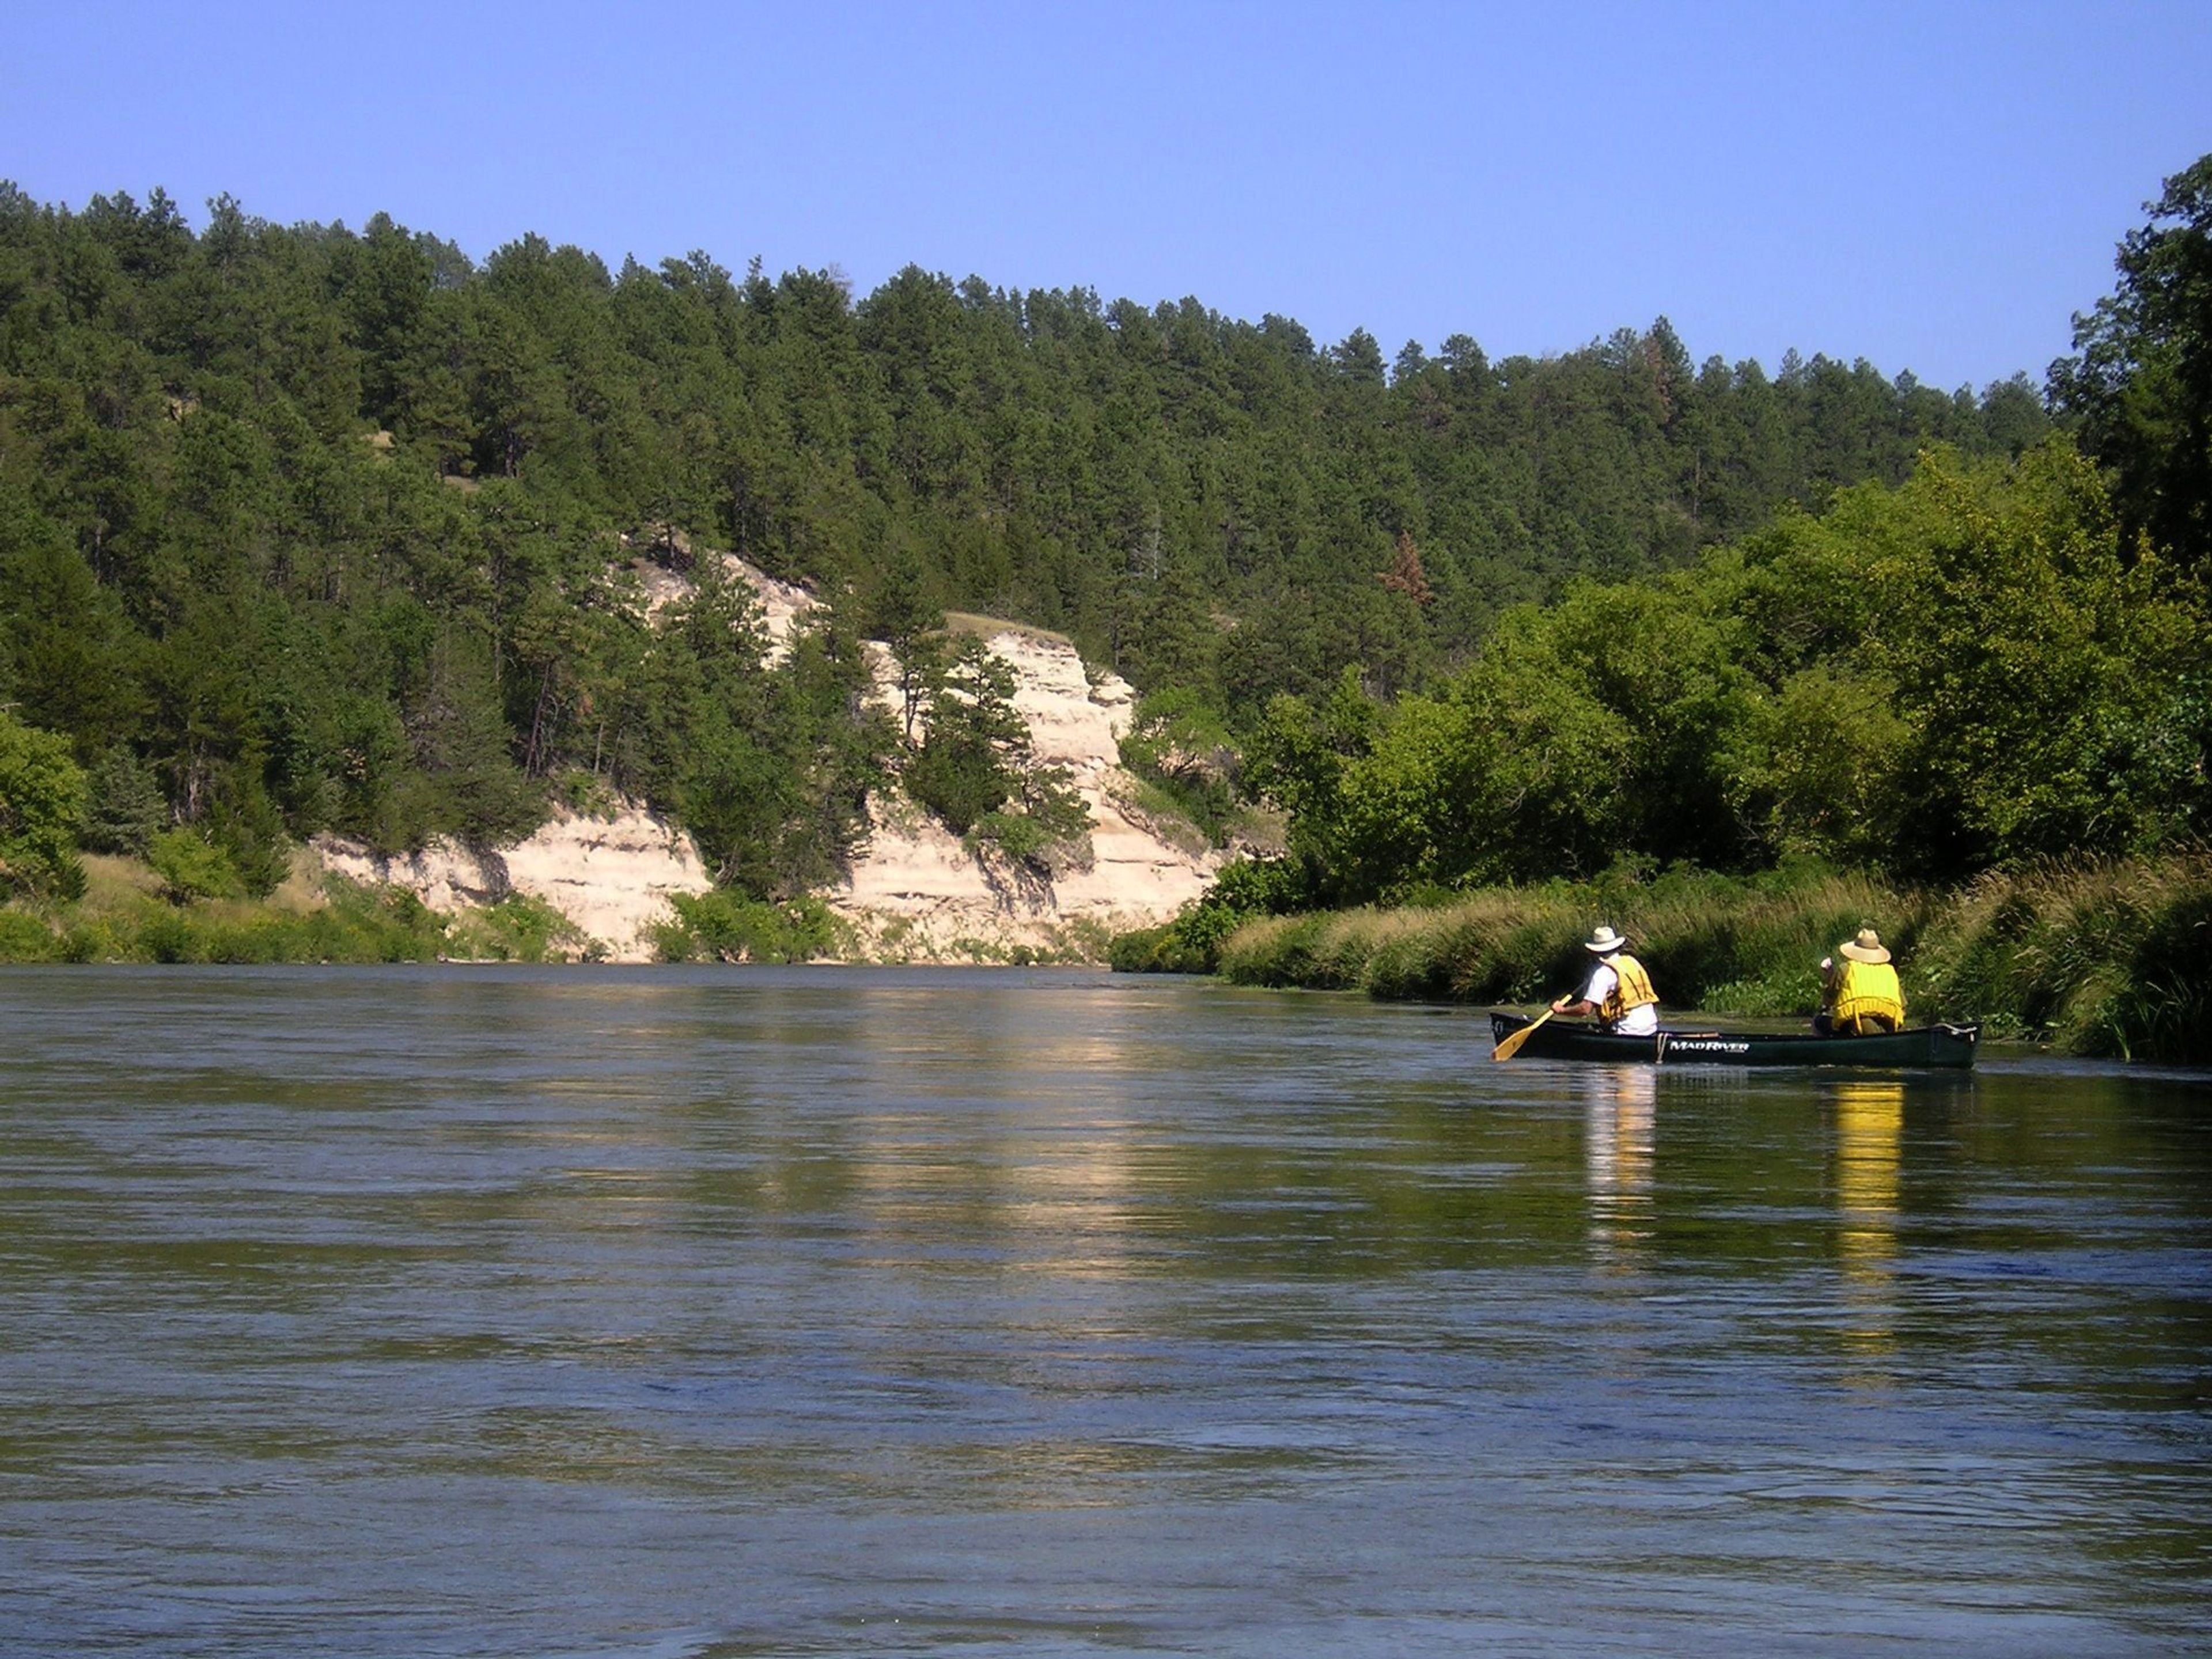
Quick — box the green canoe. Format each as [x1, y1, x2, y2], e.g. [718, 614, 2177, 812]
[1488, 1011, 1979, 1069]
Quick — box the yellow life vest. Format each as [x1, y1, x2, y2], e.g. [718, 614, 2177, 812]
[1831, 959, 1904, 1035]
[1599, 953, 1658, 1025]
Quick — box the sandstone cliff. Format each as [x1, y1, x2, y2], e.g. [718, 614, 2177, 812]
[834, 627, 1222, 961]
[312, 555, 1218, 962]
[313, 803, 714, 963]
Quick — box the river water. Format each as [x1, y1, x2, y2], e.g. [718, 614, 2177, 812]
[1, 965, 2206, 1656]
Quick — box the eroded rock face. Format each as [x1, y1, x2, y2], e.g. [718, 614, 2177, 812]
[497, 809, 715, 957]
[314, 803, 713, 962]
[832, 630, 1220, 961]
[312, 836, 509, 916]
[315, 584, 1216, 963]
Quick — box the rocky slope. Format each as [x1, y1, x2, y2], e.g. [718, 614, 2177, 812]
[312, 555, 1219, 962]
[834, 628, 1222, 960]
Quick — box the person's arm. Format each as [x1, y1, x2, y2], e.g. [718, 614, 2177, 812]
[1553, 964, 1608, 1017]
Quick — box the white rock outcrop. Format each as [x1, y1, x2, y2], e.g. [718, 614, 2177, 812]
[314, 804, 713, 963]
[833, 628, 1221, 961]
[625, 545, 817, 664]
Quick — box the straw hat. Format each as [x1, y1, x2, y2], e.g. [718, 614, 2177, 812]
[1837, 927, 1891, 964]
[1584, 925, 1628, 956]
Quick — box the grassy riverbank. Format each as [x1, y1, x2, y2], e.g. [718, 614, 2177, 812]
[0, 855, 1108, 967]
[1112, 855, 2212, 1063]
[0, 855, 592, 965]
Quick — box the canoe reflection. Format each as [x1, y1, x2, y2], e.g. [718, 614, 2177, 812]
[1583, 1066, 1656, 1262]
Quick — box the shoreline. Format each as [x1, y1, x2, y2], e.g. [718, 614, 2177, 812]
[1108, 855, 2212, 1065]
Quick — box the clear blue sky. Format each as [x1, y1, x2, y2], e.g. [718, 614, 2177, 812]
[6, 1, 2209, 391]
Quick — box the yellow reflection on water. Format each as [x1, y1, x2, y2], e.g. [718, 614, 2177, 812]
[1584, 1066, 1656, 1265]
[1834, 1081, 1904, 1370]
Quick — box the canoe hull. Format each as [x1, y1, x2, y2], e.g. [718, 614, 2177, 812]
[1489, 1012, 1978, 1069]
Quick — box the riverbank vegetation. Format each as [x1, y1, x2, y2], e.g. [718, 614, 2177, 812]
[0, 835, 630, 964]
[1116, 856, 2209, 1062]
[0, 177, 2044, 906]
[0, 853, 445, 963]
[1118, 157, 2212, 1062]
[1, 157, 2207, 1007]
[1220, 438, 2204, 904]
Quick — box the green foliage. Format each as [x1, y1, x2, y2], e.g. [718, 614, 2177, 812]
[1242, 444, 2209, 900]
[969, 763, 1094, 875]
[0, 877, 446, 964]
[25, 175, 2212, 944]
[1119, 687, 1237, 843]
[1110, 774, 1214, 858]
[0, 179, 2052, 912]
[1141, 854, 2212, 1063]
[897, 634, 1095, 875]
[629, 581, 889, 898]
[906, 637, 1025, 833]
[1908, 856, 2212, 1060]
[2051, 151, 2212, 569]
[0, 907, 60, 960]
[0, 711, 88, 896]
[1111, 854, 1315, 974]
[444, 894, 589, 963]
[868, 536, 945, 741]
[654, 890, 847, 963]
[81, 748, 167, 854]
[145, 828, 243, 902]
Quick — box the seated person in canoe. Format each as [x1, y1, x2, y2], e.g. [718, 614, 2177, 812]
[1815, 928, 1905, 1036]
[1550, 926, 1660, 1036]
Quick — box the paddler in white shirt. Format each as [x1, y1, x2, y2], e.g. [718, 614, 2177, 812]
[1550, 925, 1661, 1036]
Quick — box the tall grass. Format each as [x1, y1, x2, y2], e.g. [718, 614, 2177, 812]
[0, 860, 604, 965]
[0, 883, 448, 964]
[1911, 853, 2211, 1060]
[1184, 855, 2210, 1063]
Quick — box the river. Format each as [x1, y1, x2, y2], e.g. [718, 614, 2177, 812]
[2, 966, 2206, 1655]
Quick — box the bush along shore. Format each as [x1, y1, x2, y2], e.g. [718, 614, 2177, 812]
[0, 855, 606, 965]
[0, 855, 1121, 968]
[1111, 855, 2212, 1063]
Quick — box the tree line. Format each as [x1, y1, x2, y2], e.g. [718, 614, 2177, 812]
[1138, 154, 2212, 946]
[0, 172, 2094, 904]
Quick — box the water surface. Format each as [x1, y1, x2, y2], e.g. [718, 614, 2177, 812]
[2, 967, 2207, 1655]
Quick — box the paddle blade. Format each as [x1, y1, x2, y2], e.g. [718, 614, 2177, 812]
[1491, 1008, 1555, 1062]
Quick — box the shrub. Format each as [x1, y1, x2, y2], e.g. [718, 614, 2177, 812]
[0, 908, 58, 961]
[0, 713, 88, 896]
[146, 830, 244, 903]
[656, 891, 849, 963]
[444, 895, 589, 963]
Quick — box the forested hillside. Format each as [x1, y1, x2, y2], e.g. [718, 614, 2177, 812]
[0, 180, 2051, 899]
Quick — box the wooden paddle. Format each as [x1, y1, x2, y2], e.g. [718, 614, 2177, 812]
[1491, 1006, 1558, 1062]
